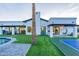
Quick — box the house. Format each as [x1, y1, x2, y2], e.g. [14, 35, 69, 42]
[0, 12, 77, 37]
[48, 17, 77, 37]
[0, 12, 48, 35]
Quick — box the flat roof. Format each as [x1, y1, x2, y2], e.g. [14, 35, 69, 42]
[0, 25, 26, 27]
[50, 17, 77, 19]
[48, 24, 79, 26]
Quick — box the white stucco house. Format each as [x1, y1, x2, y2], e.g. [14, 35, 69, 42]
[48, 17, 77, 37]
[0, 12, 77, 37]
[0, 12, 48, 36]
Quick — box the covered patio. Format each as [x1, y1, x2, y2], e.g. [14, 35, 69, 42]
[0, 25, 26, 35]
[48, 24, 77, 37]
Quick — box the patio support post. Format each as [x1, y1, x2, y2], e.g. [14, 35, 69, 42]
[25, 26, 27, 35]
[73, 26, 77, 37]
[0, 27, 2, 35]
[50, 26, 53, 37]
[12, 27, 15, 35]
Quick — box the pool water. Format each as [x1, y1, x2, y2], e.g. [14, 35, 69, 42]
[0, 38, 11, 44]
[63, 40, 79, 50]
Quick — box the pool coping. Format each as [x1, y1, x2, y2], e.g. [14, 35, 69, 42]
[52, 39, 79, 56]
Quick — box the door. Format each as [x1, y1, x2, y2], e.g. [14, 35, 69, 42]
[41, 26, 46, 35]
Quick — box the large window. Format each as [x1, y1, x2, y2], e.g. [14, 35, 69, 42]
[27, 26, 32, 32]
[19, 27, 26, 34]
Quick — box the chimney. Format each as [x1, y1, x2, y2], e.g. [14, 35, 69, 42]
[35, 12, 41, 35]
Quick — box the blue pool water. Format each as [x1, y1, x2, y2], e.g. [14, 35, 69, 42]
[0, 38, 11, 44]
[63, 40, 79, 50]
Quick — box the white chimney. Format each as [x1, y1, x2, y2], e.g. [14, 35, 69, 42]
[35, 12, 41, 35]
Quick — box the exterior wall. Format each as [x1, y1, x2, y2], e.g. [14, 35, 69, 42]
[47, 26, 50, 36]
[24, 12, 48, 35]
[25, 12, 48, 35]
[40, 20, 48, 35]
[25, 20, 32, 35]
[0, 27, 2, 35]
[49, 18, 76, 24]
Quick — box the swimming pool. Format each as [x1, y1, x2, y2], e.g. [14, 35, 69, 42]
[0, 38, 11, 44]
[52, 39, 79, 55]
[63, 40, 79, 51]
[0, 37, 16, 47]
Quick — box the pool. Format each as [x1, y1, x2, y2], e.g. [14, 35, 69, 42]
[63, 40, 79, 51]
[0, 38, 11, 44]
[0, 37, 16, 47]
[52, 39, 79, 55]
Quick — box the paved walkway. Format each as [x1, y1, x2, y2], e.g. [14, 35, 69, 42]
[0, 43, 31, 56]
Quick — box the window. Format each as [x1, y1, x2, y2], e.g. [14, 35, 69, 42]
[19, 26, 26, 34]
[27, 26, 32, 32]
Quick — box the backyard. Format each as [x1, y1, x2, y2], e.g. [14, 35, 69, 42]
[0, 35, 64, 56]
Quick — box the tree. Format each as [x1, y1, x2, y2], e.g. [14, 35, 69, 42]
[32, 3, 36, 44]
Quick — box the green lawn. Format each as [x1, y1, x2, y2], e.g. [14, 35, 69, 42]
[0, 35, 32, 44]
[27, 36, 64, 56]
[0, 35, 64, 56]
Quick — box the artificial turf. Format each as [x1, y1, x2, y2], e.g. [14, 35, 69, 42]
[0, 35, 64, 56]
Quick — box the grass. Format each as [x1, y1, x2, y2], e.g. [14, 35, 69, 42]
[0, 35, 64, 56]
[27, 36, 64, 56]
[0, 35, 32, 44]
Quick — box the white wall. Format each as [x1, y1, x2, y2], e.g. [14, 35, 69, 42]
[40, 20, 48, 35]
[0, 27, 2, 35]
[49, 26, 53, 37]
[25, 20, 32, 35]
[49, 18, 76, 24]
[73, 26, 77, 37]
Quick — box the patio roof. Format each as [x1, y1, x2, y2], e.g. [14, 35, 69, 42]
[0, 25, 26, 27]
[48, 24, 79, 26]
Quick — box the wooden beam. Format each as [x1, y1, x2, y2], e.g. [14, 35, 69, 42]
[32, 3, 36, 44]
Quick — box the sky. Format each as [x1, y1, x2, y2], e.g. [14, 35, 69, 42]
[0, 3, 79, 24]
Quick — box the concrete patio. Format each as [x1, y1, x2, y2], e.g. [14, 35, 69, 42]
[0, 43, 31, 56]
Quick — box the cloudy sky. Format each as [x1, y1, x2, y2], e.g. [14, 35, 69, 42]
[0, 3, 79, 24]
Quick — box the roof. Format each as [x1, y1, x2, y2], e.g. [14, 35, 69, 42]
[48, 24, 77, 26]
[23, 18, 48, 22]
[0, 21, 25, 26]
[50, 17, 77, 20]
[0, 25, 26, 27]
